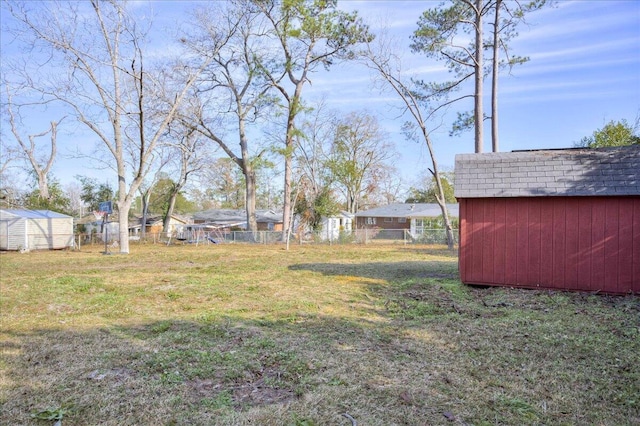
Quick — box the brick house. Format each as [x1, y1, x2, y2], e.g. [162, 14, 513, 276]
[354, 203, 459, 235]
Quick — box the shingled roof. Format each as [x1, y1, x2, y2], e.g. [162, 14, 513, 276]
[355, 203, 459, 218]
[454, 145, 640, 198]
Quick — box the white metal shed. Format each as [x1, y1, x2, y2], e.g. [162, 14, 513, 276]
[0, 209, 74, 251]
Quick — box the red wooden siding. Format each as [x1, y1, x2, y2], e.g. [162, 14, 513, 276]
[459, 196, 640, 294]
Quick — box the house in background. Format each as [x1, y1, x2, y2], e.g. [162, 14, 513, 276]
[455, 145, 640, 294]
[192, 209, 284, 231]
[0, 209, 74, 251]
[354, 203, 459, 237]
[129, 214, 190, 238]
[76, 213, 119, 242]
[315, 211, 354, 241]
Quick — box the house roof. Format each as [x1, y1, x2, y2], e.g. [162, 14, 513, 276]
[454, 145, 640, 198]
[354, 203, 459, 218]
[0, 209, 72, 219]
[256, 210, 282, 223]
[133, 214, 190, 226]
[76, 212, 119, 225]
[193, 209, 283, 224]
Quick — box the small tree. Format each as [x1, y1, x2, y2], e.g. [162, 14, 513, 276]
[160, 127, 204, 233]
[76, 176, 114, 212]
[294, 186, 340, 232]
[406, 175, 456, 204]
[577, 119, 640, 148]
[23, 180, 71, 214]
[147, 177, 195, 216]
[294, 100, 338, 223]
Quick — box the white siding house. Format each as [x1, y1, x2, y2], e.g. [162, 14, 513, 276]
[0, 209, 74, 251]
[318, 211, 354, 241]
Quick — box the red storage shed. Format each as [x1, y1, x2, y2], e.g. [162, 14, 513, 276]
[454, 145, 640, 294]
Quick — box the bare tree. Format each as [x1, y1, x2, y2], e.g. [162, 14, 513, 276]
[0, 137, 22, 207]
[64, 181, 84, 217]
[4, 87, 63, 202]
[161, 127, 206, 233]
[180, 1, 271, 233]
[363, 34, 456, 249]
[293, 101, 341, 231]
[327, 111, 398, 214]
[295, 100, 336, 207]
[5, 1, 212, 253]
[372, 174, 404, 206]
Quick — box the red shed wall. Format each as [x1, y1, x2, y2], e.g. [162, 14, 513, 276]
[459, 196, 640, 294]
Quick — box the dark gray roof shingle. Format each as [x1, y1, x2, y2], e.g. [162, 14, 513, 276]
[193, 209, 282, 223]
[454, 145, 640, 198]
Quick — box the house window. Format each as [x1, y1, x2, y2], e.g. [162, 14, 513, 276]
[384, 218, 393, 223]
[398, 218, 407, 223]
[366, 217, 376, 225]
[415, 218, 425, 234]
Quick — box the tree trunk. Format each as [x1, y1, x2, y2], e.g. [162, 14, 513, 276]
[117, 199, 131, 254]
[140, 189, 150, 240]
[282, 153, 293, 241]
[474, 0, 484, 153]
[163, 190, 177, 236]
[281, 95, 299, 242]
[36, 171, 50, 201]
[245, 168, 258, 236]
[423, 128, 455, 250]
[237, 106, 258, 235]
[491, 0, 501, 152]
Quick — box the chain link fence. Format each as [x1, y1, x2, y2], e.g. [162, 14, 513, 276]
[70, 228, 458, 248]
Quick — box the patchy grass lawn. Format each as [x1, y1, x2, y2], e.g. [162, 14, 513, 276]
[1, 243, 638, 425]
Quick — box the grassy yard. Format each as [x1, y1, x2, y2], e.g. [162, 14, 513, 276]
[1, 243, 638, 425]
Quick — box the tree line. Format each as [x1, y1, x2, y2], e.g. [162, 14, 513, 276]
[2, 0, 637, 253]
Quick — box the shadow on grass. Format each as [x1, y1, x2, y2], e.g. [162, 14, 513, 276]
[1, 313, 461, 426]
[3, 248, 639, 426]
[4, 290, 640, 426]
[288, 260, 459, 283]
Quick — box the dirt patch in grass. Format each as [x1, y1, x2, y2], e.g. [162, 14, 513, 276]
[1, 244, 638, 425]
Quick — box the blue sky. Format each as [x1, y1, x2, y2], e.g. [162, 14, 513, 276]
[309, 0, 640, 181]
[2, 0, 639, 191]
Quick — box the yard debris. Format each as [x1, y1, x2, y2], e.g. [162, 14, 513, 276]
[399, 390, 413, 405]
[341, 412, 357, 425]
[86, 368, 133, 381]
[442, 411, 456, 421]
